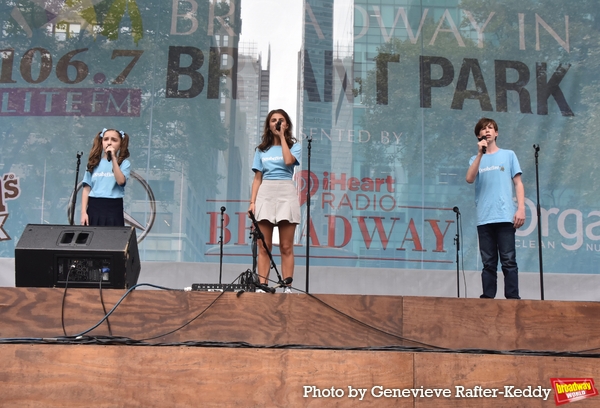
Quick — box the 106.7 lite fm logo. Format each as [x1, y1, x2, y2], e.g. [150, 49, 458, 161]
[0, 47, 143, 117]
[3, 0, 240, 113]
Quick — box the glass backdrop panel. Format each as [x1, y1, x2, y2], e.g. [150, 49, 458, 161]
[0, 0, 598, 281]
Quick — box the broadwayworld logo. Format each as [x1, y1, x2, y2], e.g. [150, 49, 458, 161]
[551, 378, 598, 406]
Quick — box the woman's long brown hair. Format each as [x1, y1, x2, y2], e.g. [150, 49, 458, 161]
[257, 109, 296, 152]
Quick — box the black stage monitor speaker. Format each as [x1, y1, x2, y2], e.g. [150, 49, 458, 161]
[15, 224, 141, 289]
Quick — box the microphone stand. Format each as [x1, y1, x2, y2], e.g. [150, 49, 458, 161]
[218, 206, 226, 285]
[454, 208, 461, 297]
[305, 136, 312, 294]
[70, 151, 83, 225]
[248, 210, 286, 293]
[533, 144, 544, 300]
[247, 222, 280, 293]
[250, 224, 258, 280]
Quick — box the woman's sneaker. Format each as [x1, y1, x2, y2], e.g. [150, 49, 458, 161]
[283, 287, 292, 294]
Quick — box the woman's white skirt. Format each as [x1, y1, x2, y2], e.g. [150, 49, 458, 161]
[255, 180, 301, 224]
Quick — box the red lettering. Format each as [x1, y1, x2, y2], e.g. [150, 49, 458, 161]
[356, 194, 370, 210]
[361, 177, 374, 192]
[385, 175, 395, 192]
[236, 211, 249, 245]
[398, 219, 425, 251]
[306, 218, 321, 246]
[338, 193, 353, 209]
[379, 195, 396, 211]
[354, 216, 400, 249]
[323, 172, 329, 190]
[322, 192, 335, 209]
[207, 212, 231, 245]
[320, 173, 395, 194]
[325, 215, 351, 247]
[329, 173, 346, 190]
[348, 177, 360, 191]
[426, 219, 453, 252]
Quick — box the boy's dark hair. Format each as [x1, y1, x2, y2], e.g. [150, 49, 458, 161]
[474, 118, 498, 136]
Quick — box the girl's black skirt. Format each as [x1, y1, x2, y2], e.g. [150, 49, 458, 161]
[87, 197, 125, 226]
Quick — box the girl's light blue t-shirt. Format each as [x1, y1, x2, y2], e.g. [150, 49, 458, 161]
[83, 158, 131, 199]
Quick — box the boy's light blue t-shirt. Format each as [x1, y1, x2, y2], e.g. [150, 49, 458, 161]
[252, 144, 301, 180]
[83, 158, 131, 199]
[469, 149, 521, 226]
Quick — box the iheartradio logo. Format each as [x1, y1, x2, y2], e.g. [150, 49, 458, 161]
[296, 170, 319, 207]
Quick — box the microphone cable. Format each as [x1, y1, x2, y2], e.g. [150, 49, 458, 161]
[60, 263, 75, 336]
[98, 268, 113, 336]
[291, 287, 447, 350]
[60, 263, 115, 337]
[242, 275, 446, 350]
[75, 283, 181, 338]
[136, 272, 255, 342]
[6, 281, 600, 358]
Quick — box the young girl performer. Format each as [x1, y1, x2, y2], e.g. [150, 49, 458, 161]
[81, 128, 131, 226]
[249, 109, 301, 293]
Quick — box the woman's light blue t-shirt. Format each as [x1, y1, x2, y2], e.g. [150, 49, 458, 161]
[252, 144, 301, 180]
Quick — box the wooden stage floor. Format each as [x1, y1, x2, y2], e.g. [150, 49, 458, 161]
[1, 287, 599, 407]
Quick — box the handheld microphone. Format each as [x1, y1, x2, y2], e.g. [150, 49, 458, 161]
[107, 151, 112, 162]
[478, 137, 487, 154]
[276, 119, 282, 131]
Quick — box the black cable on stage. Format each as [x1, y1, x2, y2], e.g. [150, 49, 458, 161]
[98, 270, 113, 336]
[60, 264, 75, 336]
[4, 279, 598, 359]
[135, 272, 252, 342]
[61, 262, 114, 337]
[136, 291, 225, 342]
[1, 335, 598, 360]
[67, 283, 180, 339]
[574, 346, 600, 354]
[236, 274, 443, 350]
[245, 277, 600, 355]
[275, 282, 447, 351]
